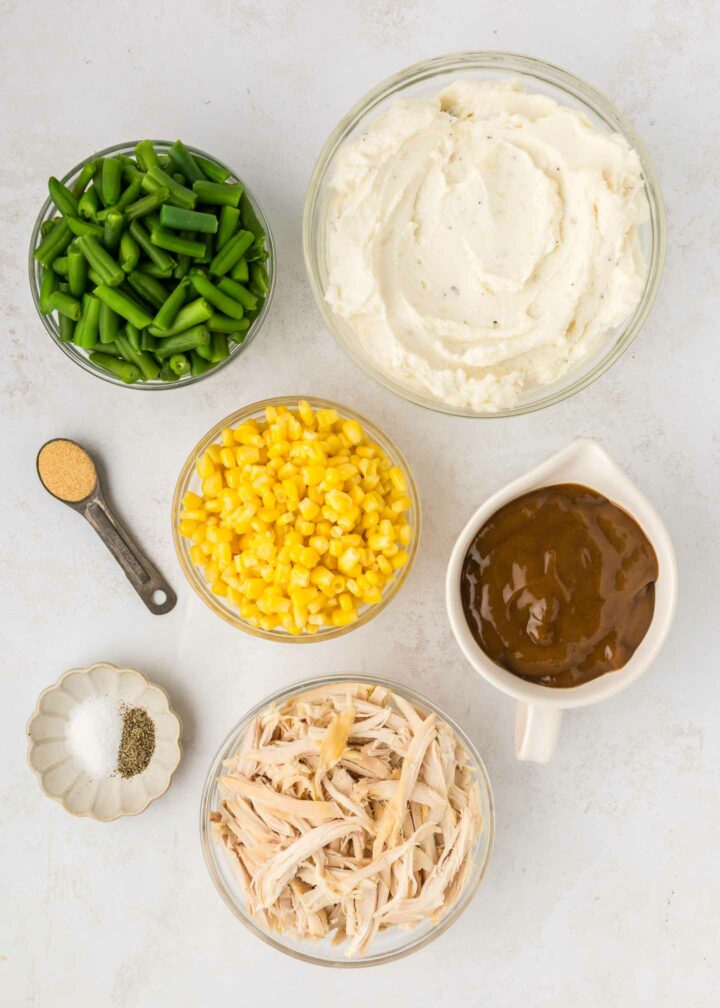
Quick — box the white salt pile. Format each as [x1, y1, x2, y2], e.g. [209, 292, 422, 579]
[65, 695, 122, 779]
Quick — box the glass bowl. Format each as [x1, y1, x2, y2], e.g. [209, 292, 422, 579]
[28, 140, 275, 390]
[199, 673, 495, 967]
[172, 397, 420, 641]
[303, 51, 666, 418]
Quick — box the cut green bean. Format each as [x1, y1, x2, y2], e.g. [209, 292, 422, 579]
[127, 269, 168, 309]
[189, 272, 244, 318]
[230, 257, 249, 282]
[135, 140, 160, 172]
[39, 268, 58, 313]
[103, 210, 124, 251]
[74, 234, 124, 287]
[34, 220, 73, 266]
[240, 193, 264, 238]
[209, 229, 254, 276]
[194, 154, 231, 184]
[158, 362, 179, 381]
[147, 165, 196, 209]
[119, 231, 140, 273]
[48, 290, 81, 321]
[245, 237, 267, 261]
[52, 257, 69, 275]
[167, 140, 204, 184]
[89, 352, 140, 384]
[209, 332, 229, 363]
[149, 297, 212, 336]
[98, 301, 121, 344]
[48, 177, 79, 217]
[110, 177, 143, 214]
[154, 325, 210, 359]
[114, 335, 157, 383]
[169, 352, 191, 377]
[75, 293, 101, 347]
[67, 217, 104, 239]
[216, 205, 239, 248]
[150, 226, 205, 257]
[190, 349, 214, 376]
[128, 220, 176, 273]
[70, 161, 97, 198]
[207, 313, 250, 333]
[125, 323, 141, 351]
[40, 218, 59, 238]
[67, 243, 88, 298]
[140, 331, 158, 352]
[153, 277, 189, 331]
[88, 268, 104, 286]
[125, 188, 169, 222]
[93, 285, 154, 329]
[118, 155, 142, 182]
[140, 172, 165, 196]
[250, 262, 269, 296]
[100, 157, 122, 207]
[192, 178, 243, 207]
[217, 276, 257, 311]
[173, 254, 191, 280]
[159, 204, 218, 234]
[140, 261, 174, 279]
[78, 186, 101, 220]
[58, 313, 75, 342]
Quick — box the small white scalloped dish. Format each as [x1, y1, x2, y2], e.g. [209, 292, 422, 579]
[27, 662, 182, 820]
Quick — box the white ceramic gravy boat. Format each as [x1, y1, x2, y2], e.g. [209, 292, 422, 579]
[446, 439, 677, 763]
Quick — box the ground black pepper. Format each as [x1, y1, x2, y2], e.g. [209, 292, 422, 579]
[117, 706, 155, 778]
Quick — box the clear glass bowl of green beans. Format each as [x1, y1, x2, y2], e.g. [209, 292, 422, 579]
[28, 140, 275, 389]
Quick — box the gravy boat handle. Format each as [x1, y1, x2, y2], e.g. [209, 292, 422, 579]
[515, 703, 563, 763]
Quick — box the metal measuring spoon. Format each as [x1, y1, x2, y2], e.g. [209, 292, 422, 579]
[36, 438, 177, 615]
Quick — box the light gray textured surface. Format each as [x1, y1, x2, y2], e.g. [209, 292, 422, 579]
[1, 1, 718, 1005]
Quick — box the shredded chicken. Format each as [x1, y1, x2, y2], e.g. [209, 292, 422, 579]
[211, 683, 483, 958]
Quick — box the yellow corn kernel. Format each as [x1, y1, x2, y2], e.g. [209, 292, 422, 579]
[316, 408, 339, 429]
[211, 580, 229, 597]
[303, 465, 325, 486]
[190, 544, 205, 565]
[179, 519, 197, 537]
[388, 466, 406, 492]
[298, 497, 320, 520]
[220, 427, 235, 447]
[398, 524, 412, 546]
[392, 550, 409, 570]
[391, 495, 412, 514]
[196, 452, 216, 479]
[363, 586, 382, 605]
[339, 592, 354, 613]
[298, 400, 315, 426]
[310, 565, 334, 588]
[332, 607, 357, 627]
[182, 491, 203, 509]
[377, 555, 392, 575]
[202, 472, 223, 497]
[309, 535, 329, 555]
[342, 419, 363, 445]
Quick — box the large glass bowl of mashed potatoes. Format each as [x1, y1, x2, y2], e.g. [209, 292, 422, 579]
[304, 52, 666, 418]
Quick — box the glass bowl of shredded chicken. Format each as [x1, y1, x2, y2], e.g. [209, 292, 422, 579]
[200, 675, 494, 966]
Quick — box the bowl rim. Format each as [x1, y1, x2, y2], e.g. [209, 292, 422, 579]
[303, 50, 667, 419]
[28, 139, 276, 391]
[26, 660, 183, 820]
[171, 395, 421, 642]
[199, 672, 495, 967]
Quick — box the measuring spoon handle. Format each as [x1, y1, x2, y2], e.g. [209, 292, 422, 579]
[82, 496, 177, 614]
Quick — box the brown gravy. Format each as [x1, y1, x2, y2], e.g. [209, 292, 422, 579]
[460, 484, 658, 688]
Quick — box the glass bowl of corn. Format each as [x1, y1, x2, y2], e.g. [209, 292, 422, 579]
[172, 397, 420, 641]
